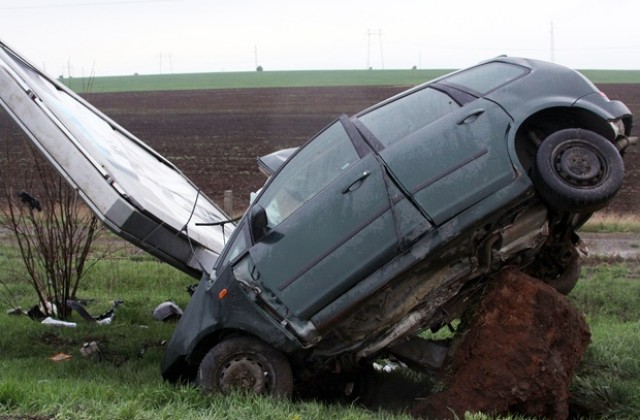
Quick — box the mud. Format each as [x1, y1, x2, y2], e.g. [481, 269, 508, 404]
[411, 268, 591, 419]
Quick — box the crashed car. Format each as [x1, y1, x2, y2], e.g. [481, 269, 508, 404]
[162, 57, 633, 395]
[0, 41, 633, 397]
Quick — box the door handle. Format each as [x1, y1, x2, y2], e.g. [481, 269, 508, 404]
[342, 171, 371, 194]
[457, 109, 485, 125]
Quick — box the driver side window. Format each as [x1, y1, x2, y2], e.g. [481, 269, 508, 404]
[255, 120, 359, 228]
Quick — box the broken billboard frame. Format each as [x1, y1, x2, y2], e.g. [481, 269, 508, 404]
[0, 40, 234, 277]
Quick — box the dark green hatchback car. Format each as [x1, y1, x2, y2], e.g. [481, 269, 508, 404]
[161, 57, 633, 396]
[0, 42, 632, 398]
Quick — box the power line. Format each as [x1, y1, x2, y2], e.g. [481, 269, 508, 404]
[550, 21, 555, 63]
[158, 52, 173, 74]
[0, 0, 175, 10]
[366, 28, 384, 69]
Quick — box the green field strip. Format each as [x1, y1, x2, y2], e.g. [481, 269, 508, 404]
[62, 68, 640, 94]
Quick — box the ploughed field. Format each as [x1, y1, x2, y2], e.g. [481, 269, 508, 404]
[82, 86, 403, 213]
[2, 84, 638, 214]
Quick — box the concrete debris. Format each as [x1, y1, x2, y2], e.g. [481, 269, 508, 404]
[80, 341, 99, 357]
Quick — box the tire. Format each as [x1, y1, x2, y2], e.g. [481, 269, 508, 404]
[525, 243, 581, 295]
[532, 128, 624, 212]
[198, 336, 293, 397]
[546, 254, 581, 295]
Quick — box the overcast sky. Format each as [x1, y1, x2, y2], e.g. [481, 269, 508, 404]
[1, 0, 639, 77]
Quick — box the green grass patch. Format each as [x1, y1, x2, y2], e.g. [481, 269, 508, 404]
[580, 212, 640, 233]
[2, 240, 640, 418]
[0, 251, 410, 419]
[579, 69, 640, 84]
[62, 68, 640, 94]
[64, 69, 453, 93]
[568, 262, 640, 417]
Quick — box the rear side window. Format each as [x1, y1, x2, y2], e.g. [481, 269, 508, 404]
[358, 87, 459, 147]
[443, 62, 528, 95]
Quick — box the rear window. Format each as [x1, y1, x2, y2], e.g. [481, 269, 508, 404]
[443, 62, 528, 95]
[358, 87, 459, 147]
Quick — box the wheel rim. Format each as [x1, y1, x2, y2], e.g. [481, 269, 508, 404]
[552, 140, 608, 188]
[219, 355, 270, 393]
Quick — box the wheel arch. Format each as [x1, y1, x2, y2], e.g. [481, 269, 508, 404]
[188, 328, 246, 371]
[513, 106, 616, 175]
[188, 315, 302, 381]
[163, 328, 248, 383]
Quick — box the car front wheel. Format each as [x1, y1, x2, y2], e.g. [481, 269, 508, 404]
[198, 336, 293, 397]
[533, 128, 624, 213]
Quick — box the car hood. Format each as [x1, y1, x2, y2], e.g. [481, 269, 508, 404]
[0, 40, 233, 277]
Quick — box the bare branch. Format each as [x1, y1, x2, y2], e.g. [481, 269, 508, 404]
[0, 128, 104, 319]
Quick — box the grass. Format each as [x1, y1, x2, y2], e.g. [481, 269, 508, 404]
[61, 68, 640, 94]
[580, 212, 640, 233]
[0, 241, 409, 419]
[568, 262, 640, 417]
[579, 69, 640, 84]
[64, 69, 453, 94]
[1, 237, 639, 418]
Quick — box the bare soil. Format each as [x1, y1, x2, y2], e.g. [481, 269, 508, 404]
[411, 268, 591, 419]
[82, 86, 403, 209]
[2, 84, 636, 213]
[86, 84, 640, 214]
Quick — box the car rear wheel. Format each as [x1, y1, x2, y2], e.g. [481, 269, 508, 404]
[198, 336, 293, 397]
[533, 128, 623, 212]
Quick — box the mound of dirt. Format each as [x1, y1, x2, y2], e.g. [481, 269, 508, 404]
[412, 268, 591, 419]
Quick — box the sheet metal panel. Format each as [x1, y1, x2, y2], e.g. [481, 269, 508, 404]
[0, 40, 234, 277]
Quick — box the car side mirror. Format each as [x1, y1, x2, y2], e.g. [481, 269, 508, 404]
[250, 205, 268, 242]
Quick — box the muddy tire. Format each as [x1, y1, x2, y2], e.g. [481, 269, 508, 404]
[198, 336, 293, 397]
[525, 242, 582, 295]
[533, 129, 623, 212]
[545, 252, 581, 295]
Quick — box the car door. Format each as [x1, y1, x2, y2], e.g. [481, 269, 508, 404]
[248, 117, 398, 320]
[358, 87, 515, 225]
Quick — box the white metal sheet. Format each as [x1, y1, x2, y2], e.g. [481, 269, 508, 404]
[0, 40, 234, 276]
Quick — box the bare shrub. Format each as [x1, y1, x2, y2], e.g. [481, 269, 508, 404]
[0, 131, 103, 319]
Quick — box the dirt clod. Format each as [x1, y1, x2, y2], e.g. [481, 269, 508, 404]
[412, 268, 591, 420]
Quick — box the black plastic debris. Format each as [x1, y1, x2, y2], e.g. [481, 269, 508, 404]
[66, 299, 123, 324]
[17, 190, 41, 211]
